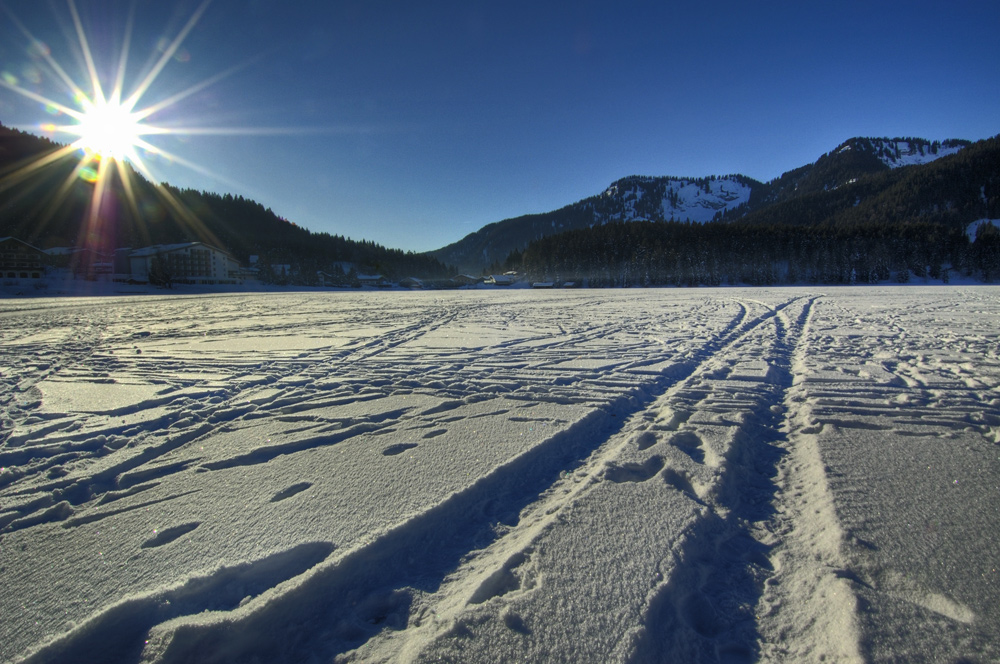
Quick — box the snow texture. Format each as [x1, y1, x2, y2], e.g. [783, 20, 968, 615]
[1, 288, 998, 663]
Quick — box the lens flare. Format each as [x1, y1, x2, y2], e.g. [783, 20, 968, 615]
[0, 0, 227, 250]
[79, 166, 99, 183]
[0, 0, 322, 254]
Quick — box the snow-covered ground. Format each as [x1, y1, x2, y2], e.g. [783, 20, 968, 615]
[1, 288, 998, 663]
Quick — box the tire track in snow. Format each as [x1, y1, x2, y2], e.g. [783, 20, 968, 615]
[752, 296, 864, 663]
[134, 406, 636, 663]
[0, 422, 215, 534]
[347, 294, 819, 663]
[19, 542, 337, 664]
[99, 297, 783, 663]
[0, 293, 803, 662]
[772, 290, 1000, 662]
[4, 290, 998, 663]
[1, 297, 547, 523]
[612, 296, 828, 663]
[424, 296, 817, 663]
[0, 319, 108, 446]
[292, 296, 817, 663]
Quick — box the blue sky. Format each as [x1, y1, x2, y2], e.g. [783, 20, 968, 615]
[1, 0, 998, 252]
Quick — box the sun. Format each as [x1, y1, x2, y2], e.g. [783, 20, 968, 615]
[70, 96, 145, 161]
[0, 0, 313, 254]
[0, 0, 234, 250]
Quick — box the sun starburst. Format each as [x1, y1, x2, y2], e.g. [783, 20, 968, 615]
[71, 96, 145, 161]
[0, 0, 235, 250]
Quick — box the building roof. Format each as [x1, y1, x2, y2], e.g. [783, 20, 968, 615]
[0, 237, 46, 253]
[129, 242, 235, 259]
[44, 246, 108, 257]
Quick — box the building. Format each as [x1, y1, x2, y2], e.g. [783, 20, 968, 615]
[44, 247, 112, 280]
[112, 248, 133, 281]
[485, 274, 516, 286]
[129, 242, 242, 285]
[270, 264, 292, 278]
[357, 274, 391, 288]
[452, 274, 482, 287]
[316, 270, 339, 286]
[399, 277, 424, 289]
[0, 237, 46, 279]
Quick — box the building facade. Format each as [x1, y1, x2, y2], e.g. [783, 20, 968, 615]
[129, 243, 242, 285]
[0, 237, 46, 279]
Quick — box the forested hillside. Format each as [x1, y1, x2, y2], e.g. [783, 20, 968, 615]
[430, 137, 982, 274]
[752, 137, 970, 208]
[431, 175, 763, 273]
[514, 136, 1000, 285]
[5, 120, 995, 287]
[517, 219, 1000, 286]
[0, 123, 451, 280]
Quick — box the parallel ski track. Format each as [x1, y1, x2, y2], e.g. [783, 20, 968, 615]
[93, 295, 817, 664]
[7, 293, 825, 664]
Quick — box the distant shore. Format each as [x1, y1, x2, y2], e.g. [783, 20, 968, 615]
[0, 273, 991, 301]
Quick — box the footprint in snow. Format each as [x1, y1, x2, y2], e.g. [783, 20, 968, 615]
[604, 456, 665, 483]
[382, 443, 418, 456]
[141, 522, 200, 548]
[662, 467, 699, 498]
[271, 482, 313, 502]
[635, 430, 657, 450]
[670, 430, 705, 463]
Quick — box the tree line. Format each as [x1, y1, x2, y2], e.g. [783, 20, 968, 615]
[515, 219, 1000, 286]
[0, 123, 451, 280]
[514, 135, 999, 286]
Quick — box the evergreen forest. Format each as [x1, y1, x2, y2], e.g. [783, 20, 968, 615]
[0, 123, 451, 282]
[509, 136, 1000, 285]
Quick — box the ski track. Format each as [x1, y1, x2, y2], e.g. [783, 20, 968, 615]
[1, 288, 998, 663]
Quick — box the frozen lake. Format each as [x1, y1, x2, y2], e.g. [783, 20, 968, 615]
[1, 288, 998, 663]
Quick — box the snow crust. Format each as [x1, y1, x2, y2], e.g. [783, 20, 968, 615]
[1, 288, 998, 663]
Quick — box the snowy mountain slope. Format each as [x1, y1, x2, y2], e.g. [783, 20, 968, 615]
[430, 174, 763, 273]
[595, 175, 754, 224]
[430, 137, 971, 273]
[826, 137, 967, 171]
[864, 137, 968, 168]
[755, 136, 972, 207]
[738, 135, 998, 230]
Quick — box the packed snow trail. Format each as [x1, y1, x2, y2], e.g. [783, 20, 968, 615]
[783, 292, 1000, 662]
[1, 288, 998, 663]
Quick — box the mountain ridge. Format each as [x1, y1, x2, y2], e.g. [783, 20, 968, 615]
[511, 135, 1000, 287]
[429, 136, 975, 273]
